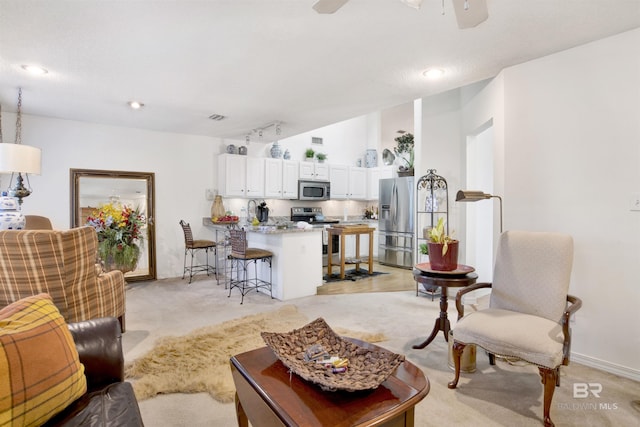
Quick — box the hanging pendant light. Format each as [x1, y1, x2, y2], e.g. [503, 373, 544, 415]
[0, 88, 42, 207]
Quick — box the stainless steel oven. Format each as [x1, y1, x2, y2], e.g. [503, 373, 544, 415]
[298, 180, 330, 201]
[290, 207, 339, 266]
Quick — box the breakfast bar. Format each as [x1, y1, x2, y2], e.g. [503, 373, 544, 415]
[203, 218, 323, 301]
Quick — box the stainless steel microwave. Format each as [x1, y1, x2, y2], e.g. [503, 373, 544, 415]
[298, 180, 331, 201]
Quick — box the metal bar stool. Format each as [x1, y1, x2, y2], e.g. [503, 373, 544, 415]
[179, 220, 217, 284]
[227, 229, 273, 304]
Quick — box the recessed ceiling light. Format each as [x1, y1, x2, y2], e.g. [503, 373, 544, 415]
[128, 101, 144, 109]
[422, 68, 445, 79]
[21, 65, 48, 75]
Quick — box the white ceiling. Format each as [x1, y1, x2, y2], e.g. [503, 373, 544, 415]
[1, 0, 639, 142]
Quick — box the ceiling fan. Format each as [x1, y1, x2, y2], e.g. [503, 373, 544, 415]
[312, 0, 489, 29]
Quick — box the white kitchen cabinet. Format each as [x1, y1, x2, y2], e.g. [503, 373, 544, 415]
[218, 154, 264, 198]
[299, 161, 329, 181]
[366, 166, 395, 200]
[329, 165, 367, 200]
[218, 153, 247, 197]
[246, 157, 265, 198]
[265, 158, 299, 199]
[282, 160, 299, 199]
[264, 158, 284, 198]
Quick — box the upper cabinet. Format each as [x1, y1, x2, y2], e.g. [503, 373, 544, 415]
[282, 160, 299, 199]
[367, 166, 394, 200]
[329, 165, 367, 200]
[218, 154, 264, 198]
[299, 161, 329, 181]
[265, 158, 299, 199]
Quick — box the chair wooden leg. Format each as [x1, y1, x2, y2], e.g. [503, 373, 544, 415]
[118, 314, 126, 333]
[448, 341, 466, 389]
[539, 367, 558, 427]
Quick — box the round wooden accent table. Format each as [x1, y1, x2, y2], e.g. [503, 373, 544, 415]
[412, 263, 478, 349]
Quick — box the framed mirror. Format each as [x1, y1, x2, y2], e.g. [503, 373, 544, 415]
[70, 168, 156, 282]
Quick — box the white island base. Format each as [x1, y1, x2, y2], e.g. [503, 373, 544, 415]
[246, 229, 323, 301]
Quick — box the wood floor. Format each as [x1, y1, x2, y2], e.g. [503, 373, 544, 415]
[317, 262, 416, 295]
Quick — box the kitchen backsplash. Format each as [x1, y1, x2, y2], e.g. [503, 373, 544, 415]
[219, 197, 376, 222]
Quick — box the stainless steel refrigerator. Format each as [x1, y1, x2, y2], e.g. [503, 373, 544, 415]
[378, 176, 414, 268]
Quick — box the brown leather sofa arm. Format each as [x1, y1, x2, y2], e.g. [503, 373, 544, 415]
[561, 294, 583, 365]
[67, 317, 124, 391]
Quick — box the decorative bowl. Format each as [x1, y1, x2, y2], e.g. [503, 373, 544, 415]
[261, 318, 404, 392]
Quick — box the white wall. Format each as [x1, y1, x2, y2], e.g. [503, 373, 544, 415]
[427, 28, 639, 378]
[501, 28, 640, 376]
[1, 114, 220, 279]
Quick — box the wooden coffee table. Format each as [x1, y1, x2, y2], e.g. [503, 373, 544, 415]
[230, 338, 430, 427]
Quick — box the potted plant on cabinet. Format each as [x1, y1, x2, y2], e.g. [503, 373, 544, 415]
[393, 132, 414, 176]
[427, 217, 458, 271]
[316, 152, 327, 163]
[305, 148, 315, 161]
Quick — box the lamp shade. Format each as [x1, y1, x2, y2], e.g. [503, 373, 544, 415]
[0, 143, 41, 174]
[456, 190, 492, 202]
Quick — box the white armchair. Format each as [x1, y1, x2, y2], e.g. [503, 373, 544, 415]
[448, 230, 582, 427]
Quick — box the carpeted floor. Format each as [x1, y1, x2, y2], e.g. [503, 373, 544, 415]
[123, 274, 640, 427]
[125, 305, 385, 402]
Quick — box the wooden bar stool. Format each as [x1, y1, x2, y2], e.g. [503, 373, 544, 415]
[179, 220, 217, 284]
[227, 229, 273, 304]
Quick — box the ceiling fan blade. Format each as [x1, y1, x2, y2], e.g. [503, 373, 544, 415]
[452, 0, 488, 29]
[313, 0, 350, 14]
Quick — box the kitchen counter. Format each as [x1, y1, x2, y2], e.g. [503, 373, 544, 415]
[203, 218, 320, 234]
[203, 217, 322, 301]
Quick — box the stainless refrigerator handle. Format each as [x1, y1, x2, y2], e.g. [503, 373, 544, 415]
[392, 183, 398, 227]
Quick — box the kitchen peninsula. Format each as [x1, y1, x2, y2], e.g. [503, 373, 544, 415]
[203, 218, 323, 301]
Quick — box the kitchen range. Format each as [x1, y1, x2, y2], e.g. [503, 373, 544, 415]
[290, 207, 339, 266]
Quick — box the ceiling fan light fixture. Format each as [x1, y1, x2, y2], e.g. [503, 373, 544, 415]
[21, 64, 48, 75]
[422, 68, 445, 79]
[400, 0, 424, 10]
[128, 101, 144, 110]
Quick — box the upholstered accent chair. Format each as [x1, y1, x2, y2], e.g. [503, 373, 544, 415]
[0, 226, 127, 331]
[24, 214, 54, 230]
[448, 230, 582, 427]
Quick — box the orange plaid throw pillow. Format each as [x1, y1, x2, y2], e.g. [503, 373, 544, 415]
[0, 293, 87, 426]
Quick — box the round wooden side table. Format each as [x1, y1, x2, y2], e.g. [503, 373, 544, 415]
[412, 263, 478, 349]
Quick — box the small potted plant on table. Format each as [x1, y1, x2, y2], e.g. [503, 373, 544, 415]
[427, 217, 458, 271]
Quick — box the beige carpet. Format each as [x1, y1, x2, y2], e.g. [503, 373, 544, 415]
[124, 305, 385, 402]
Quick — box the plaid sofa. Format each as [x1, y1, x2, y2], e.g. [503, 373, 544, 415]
[0, 226, 126, 331]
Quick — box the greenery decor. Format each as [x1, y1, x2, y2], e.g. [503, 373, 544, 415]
[393, 132, 414, 172]
[305, 148, 315, 159]
[87, 201, 145, 273]
[427, 217, 455, 256]
[419, 243, 429, 255]
[316, 152, 327, 162]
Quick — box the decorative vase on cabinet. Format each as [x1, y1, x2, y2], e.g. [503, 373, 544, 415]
[270, 141, 282, 158]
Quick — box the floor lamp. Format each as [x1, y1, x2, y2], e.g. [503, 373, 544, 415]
[455, 190, 503, 233]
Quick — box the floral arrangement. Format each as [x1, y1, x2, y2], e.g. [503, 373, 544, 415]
[86, 202, 145, 272]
